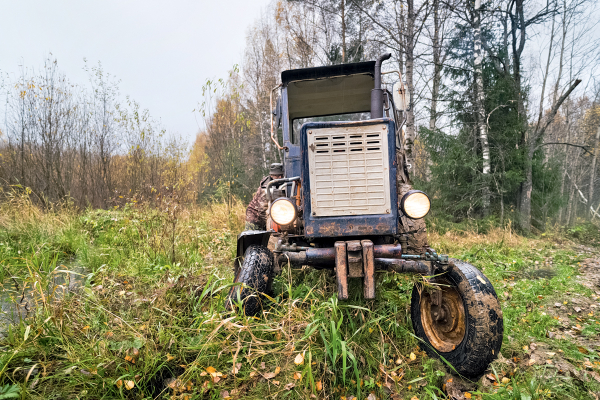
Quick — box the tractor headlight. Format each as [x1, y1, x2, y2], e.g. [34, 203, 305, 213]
[270, 198, 297, 226]
[400, 190, 430, 219]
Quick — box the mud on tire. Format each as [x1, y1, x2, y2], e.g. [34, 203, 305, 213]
[410, 258, 503, 378]
[225, 245, 274, 316]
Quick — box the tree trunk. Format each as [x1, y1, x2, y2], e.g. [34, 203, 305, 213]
[518, 142, 535, 233]
[589, 122, 600, 212]
[341, 0, 346, 63]
[429, 0, 441, 131]
[404, 0, 416, 178]
[474, 0, 490, 216]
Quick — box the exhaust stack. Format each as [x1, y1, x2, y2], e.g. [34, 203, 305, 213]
[371, 53, 392, 119]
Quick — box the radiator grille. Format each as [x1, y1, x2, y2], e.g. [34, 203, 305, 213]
[307, 124, 391, 217]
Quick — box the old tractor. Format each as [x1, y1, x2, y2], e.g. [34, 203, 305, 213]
[226, 54, 503, 378]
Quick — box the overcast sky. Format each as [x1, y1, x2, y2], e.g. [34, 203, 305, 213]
[0, 0, 272, 142]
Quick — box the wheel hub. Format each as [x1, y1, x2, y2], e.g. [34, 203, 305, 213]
[420, 281, 466, 352]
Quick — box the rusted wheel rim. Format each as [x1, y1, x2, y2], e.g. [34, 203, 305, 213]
[420, 280, 466, 352]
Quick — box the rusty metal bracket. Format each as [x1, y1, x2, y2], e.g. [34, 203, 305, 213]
[346, 240, 363, 278]
[361, 240, 375, 299]
[430, 286, 442, 307]
[334, 242, 348, 300]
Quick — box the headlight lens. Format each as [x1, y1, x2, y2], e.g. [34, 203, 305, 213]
[270, 198, 297, 226]
[401, 190, 430, 219]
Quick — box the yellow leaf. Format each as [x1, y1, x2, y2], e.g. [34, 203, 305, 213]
[294, 353, 304, 365]
[409, 352, 416, 361]
[116, 380, 123, 388]
[316, 380, 322, 391]
[464, 393, 472, 399]
[124, 380, 135, 390]
[502, 377, 510, 384]
[166, 354, 175, 361]
[206, 366, 217, 374]
[124, 355, 135, 364]
[293, 372, 302, 380]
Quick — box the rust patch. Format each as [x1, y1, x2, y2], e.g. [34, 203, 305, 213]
[334, 242, 348, 300]
[362, 240, 375, 299]
[318, 222, 340, 236]
[421, 279, 466, 352]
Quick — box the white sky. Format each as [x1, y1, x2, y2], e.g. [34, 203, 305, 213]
[0, 0, 272, 142]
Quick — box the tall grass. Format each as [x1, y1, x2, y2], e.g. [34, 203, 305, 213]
[0, 196, 598, 399]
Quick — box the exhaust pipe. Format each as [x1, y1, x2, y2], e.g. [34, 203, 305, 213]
[371, 53, 392, 119]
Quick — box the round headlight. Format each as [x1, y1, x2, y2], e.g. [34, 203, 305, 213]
[270, 198, 297, 226]
[400, 190, 430, 219]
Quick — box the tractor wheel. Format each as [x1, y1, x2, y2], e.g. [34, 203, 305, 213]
[225, 245, 274, 316]
[410, 259, 503, 378]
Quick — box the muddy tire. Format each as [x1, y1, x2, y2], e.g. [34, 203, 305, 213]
[410, 258, 503, 378]
[225, 245, 274, 316]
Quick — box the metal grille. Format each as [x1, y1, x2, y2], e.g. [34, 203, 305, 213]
[307, 124, 391, 217]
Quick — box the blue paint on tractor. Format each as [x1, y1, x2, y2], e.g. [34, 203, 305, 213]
[298, 118, 398, 239]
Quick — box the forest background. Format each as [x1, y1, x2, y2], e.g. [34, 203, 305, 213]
[1, 0, 600, 232]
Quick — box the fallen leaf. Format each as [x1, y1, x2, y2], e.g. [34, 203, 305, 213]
[221, 390, 230, 399]
[409, 352, 416, 361]
[578, 347, 590, 355]
[206, 366, 217, 374]
[124, 355, 135, 364]
[316, 380, 323, 391]
[166, 354, 175, 361]
[486, 373, 496, 382]
[367, 394, 377, 400]
[249, 371, 256, 378]
[465, 393, 472, 399]
[284, 382, 295, 390]
[124, 380, 135, 390]
[272, 380, 280, 385]
[501, 377, 510, 384]
[116, 380, 123, 388]
[294, 353, 304, 365]
[293, 372, 302, 380]
[264, 366, 281, 379]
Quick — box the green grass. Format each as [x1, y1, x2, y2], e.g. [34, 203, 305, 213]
[1, 199, 599, 399]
